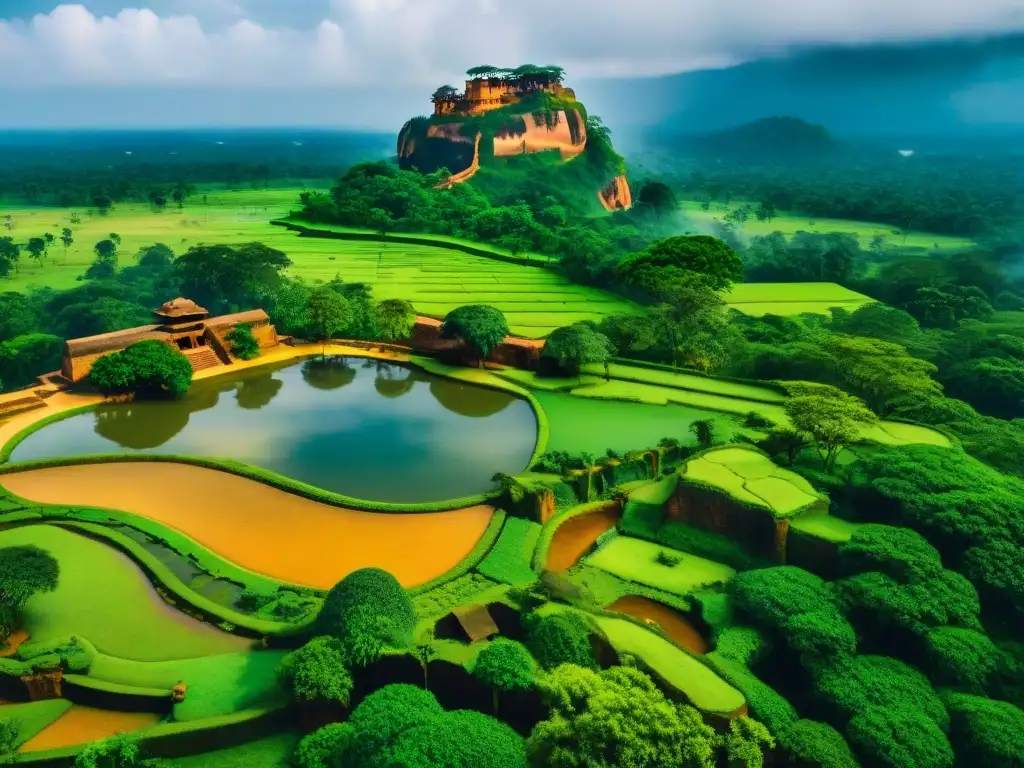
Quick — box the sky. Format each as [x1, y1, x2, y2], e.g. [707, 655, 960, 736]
[1, 0, 1024, 129]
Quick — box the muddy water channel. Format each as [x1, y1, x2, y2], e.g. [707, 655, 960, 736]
[10, 357, 537, 503]
[607, 595, 709, 654]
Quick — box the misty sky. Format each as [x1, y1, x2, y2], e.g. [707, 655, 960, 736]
[1, 1, 1024, 129]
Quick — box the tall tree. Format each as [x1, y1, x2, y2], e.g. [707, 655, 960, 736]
[0, 237, 20, 276]
[374, 299, 416, 343]
[306, 287, 350, 355]
[541, 323, 614, 380]
[785, 385, 877, 472]
[60, 227, 74, 256]
[441, 305, 509, 367]
[25, 237, 46, 266]
[0, 546, 59, 640]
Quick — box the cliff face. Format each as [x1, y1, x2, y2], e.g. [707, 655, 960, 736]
[599, 175, 633, 211]
[492, 108, 587, 160]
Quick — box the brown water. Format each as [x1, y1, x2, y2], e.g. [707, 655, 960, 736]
[19, 706, 161, 752]
[607, 595, 708, 654]
[545, 506, 620, 572]
[2, 463, 495, 589]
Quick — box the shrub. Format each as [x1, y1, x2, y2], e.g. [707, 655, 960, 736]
[279, 636, 353, 707]
[783, 611, 857, 662]
[0, 720, 19, 756]
[743, 411, 776, 429]
[656, 550, 683, 567]
[374, 298, 416, 342]
[846, 706, 953, 768]
[923, 627, 1001, 692]
[778, 719, 859, 768]
[440, 304, 509, 363]
[316, 568, 415, 665]
[524, 611, 596, 671]
[838, 524, 943, 580]
[377, 709, 526, 768]
[944, 692, 1024, 767]
[294, 724, 356, 768]
[713, 626, 771, 667]
[810, 655, 949, 732]
[74, 734, 147, 768]
[88, 339, 193, 399]
[725, 717, 775, 768]
[528, 665, 721, 768]
[226, 323, 260, 360]
[345, 684, 443, 764]
[473, 638, 535, 693]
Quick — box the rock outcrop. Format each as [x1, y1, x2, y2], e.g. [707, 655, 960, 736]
[397, 67, 631, 209]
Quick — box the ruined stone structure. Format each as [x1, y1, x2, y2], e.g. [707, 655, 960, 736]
[61, 298, 279, 382]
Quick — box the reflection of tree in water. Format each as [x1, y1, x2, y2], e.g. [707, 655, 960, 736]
[373, 361, 421, 399]
[93, 387, 221, 449]
[301, 356, 357, 391]
[234, 375, 284, 410]
[428, 378, 512, 418]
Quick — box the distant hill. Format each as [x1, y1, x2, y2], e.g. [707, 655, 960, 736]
[685, 117, 835, 162]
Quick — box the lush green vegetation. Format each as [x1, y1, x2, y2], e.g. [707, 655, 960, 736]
[89, 339, 194, 399]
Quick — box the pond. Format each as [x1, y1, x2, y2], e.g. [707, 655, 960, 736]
[9, 357, 538, 503]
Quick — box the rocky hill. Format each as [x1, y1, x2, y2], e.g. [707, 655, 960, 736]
[397, 65, 632, 211]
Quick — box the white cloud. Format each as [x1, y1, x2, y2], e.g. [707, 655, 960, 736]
[1, 0, 1023, 88]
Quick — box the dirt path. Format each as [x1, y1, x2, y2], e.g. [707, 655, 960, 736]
[1, 463, 494, 589]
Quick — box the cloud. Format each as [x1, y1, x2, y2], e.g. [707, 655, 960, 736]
[1, 0, 1023, 88]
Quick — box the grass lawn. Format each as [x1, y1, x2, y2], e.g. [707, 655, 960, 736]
[594, 615, 745, 716]
[0, 190, 638, 337]
[585, 536, 735, 596]
[683, 447, 823, 518]
[476, 517, 541, 586]
[87, 649, 288, 721]
[0, 525, 251, 661]
[679, 200, 975, 252]
[151, 732, 299, 768]
[533, 391, 742, 455]
[723, 282, 874, 317]
[569, 378, 790, 421]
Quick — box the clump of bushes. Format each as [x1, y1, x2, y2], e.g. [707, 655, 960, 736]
[523, 611, 597, 671]
[315, 568, 416, 666]
[226, 323, 260, 360]
[279, 636, 352, 709]
[298, 684, 525, 768]
[472, 638, 536, 715]
[656, 550, 682, 567]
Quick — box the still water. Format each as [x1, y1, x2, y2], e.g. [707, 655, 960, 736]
[10, 357, 538, 503]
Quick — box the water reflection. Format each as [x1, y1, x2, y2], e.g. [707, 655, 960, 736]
[428, 379, 512, 418]
[93, 387, 220, 449]
[14, 356, 537, 503]
[234, 375, 284, 410]
[301, 357, 357, 390]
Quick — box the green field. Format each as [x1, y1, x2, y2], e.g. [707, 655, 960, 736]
[0, 525, 250, 661]
[0, 190, 638, 337]
[476, 517, 542, 586]
[152, 733, 298, 768]
[585, 536, 735, 596]
[533, 391, 743, 455]
[683, 447, 824, 518]
[723, 282, 875, 317]
[593, 615, 745, 716]
[679, 200, 975, 252]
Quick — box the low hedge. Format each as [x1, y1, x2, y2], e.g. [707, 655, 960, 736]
[407, 509, 507, 598]
[0, 452, 496, 514]
[62, 673, 173, 713]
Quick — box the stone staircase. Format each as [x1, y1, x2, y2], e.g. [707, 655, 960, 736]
[183, 346, 224, 373]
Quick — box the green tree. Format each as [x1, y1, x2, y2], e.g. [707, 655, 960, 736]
[375, 298, 416, 342]
[85, 239, 118, 280]
[944, 693, 1024, 768]
[345, 684, 444, 764]
[822, 335, 941, 414]
[923, 627, 1000, 692]
[620, 235, 743, 290]
[541, 324, 614, 380]
[0, 546, 59, 639]
[26, 237, 46, 266]
[306, 287, 350, 355]
[943, 356, 1024, 419]
[175, 242, 292, 314]
[379, 709, 526, 768]
[315, 568, 415, 667]
[527, 665, 721, 768]
[0, 293, 39, 341]
[60, 227, 74, 256]
[294, 724, 355, 768]
[637, 181, 679, 215]
[524, 612, 597, 671]
[0, 237, 20, 276]
[88, 340, 193, 399]
[0, 334, 63, 391]
[0, 719, 19, 756]
[226, 323, 260, 360]
[279, 636, 353, 708]
[785, 385, 877, 472]
[441, 305, 509, 367]
[778, 720, 859, 768]
[724, 717, 774, 768]
[52, 297, 149, 340]
[648, 273, 731, 372]
[690, 418, 716, 449]
[846, 707, 953, 768]
[473, 638, 535, 715]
